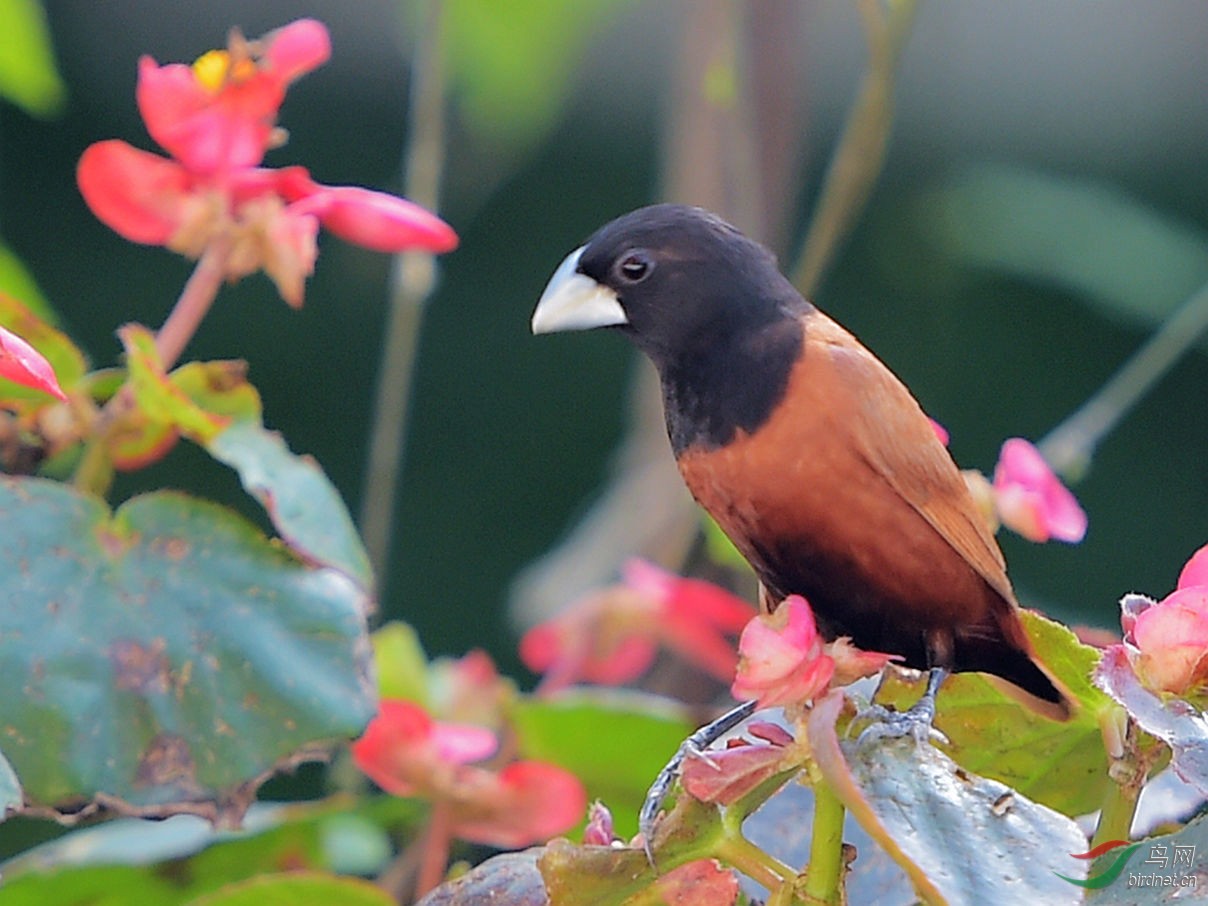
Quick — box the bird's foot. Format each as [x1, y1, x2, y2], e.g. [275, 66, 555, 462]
[853, 666, 949, 747]
[638, 699, 757, 865]
[854, 699, 947, 746]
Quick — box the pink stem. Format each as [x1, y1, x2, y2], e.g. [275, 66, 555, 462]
[154, 236, 231, 370]
[414, 799, 453, 898]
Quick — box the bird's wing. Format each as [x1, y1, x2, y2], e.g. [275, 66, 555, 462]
[811, 317, 1017, 610]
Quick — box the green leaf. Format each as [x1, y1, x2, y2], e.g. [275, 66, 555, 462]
[445, 0, 632, 150]
[371, 621, 431, 704]
[876, 609, 1111, 816]
[0, 0, 66, 117]
[183, 872, 395, 906]
[0, 477, 375, 824]
[919, 162, 1208, 328]
[121, 324, 230, 445]
[207, 421, 373, 592]
[0, 240, 58, 323]
[511, 690, 695, 838]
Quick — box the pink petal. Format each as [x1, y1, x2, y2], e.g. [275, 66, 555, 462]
[0, 327, 66, 400]
[302, 186, 459, 253]
[1131, 587, 1208, 694]
[731, 597, 834, 707]
[262, 19, 332, 83]
[993, 438, 1087, 543]
[929, 418, 950, 446]
[137, 55, 279, 174]
[451, 761, 587, 849]
[1177, 543, 1208, 590]
[77, 141, 192, 245]
[429, 721, 498, 766]
[350, 699, 495, 798]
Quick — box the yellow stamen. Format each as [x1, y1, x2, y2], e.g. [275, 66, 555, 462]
[192, 49, 258, 93]
[192, 50, 230, 92]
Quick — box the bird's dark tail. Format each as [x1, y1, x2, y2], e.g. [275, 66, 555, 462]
[960, 637, 1074, 722]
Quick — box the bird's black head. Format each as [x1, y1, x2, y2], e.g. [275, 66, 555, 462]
[532, 204, 806, 371]
[533, 204, 811, 451]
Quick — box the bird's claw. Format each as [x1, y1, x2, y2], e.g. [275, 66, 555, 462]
[637, 699, 758, 866]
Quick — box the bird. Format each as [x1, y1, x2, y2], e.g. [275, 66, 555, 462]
[531, 203, 1072, 723]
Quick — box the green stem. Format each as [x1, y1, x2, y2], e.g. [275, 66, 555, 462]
[713, 828, 793, 892]
[790, 0, 918, 296]
[801, 781, 846, 905]
[1038, 276, 1208, 481]
[359, 0, 448, 574]
[1092, 775, 1141, 853]
[1091, 711, 1143, 852]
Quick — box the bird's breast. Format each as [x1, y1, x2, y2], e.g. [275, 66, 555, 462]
[674, 322, 1000, 652]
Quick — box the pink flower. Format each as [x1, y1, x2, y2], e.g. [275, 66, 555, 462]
[351, 699, 496, 798]
[519, 559, 753, 693]
[76, 20, 457, 308]
[992, 438, 1087, 543]
[1120, 544, 1208, 695]
[730, 596, 895, 708]
[0, 326, 66, 400]
[137, 20, 331, 176]
[351, 699, 586, 848]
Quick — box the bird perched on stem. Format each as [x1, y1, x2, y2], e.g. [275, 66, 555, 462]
[531, 204, 1072, 722]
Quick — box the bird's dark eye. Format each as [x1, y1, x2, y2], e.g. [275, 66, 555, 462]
[617, 252, 653, 283]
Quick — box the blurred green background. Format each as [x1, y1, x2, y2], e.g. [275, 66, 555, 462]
[2, 0, 1206, 681]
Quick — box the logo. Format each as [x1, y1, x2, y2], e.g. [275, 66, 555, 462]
[1056, 840, 1198, 891]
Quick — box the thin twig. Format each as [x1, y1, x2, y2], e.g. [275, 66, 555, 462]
[1038, 278, 1208, 480]
[359, 1, 448, 575]
[789, 0, 918, 297]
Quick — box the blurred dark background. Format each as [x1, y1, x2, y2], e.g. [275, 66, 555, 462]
[2, 0, 1206, 680]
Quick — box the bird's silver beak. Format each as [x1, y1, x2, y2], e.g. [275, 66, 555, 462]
[531, 246, 628, 334]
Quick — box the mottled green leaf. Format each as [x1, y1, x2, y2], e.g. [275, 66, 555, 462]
[0, 746, 21, 818]
[810, 692, 1088, 906]
[0, 0, 66, 117]
[207, 421, 372, 591]
[0, 477, 375, 824]
[417, 850, 548, 906]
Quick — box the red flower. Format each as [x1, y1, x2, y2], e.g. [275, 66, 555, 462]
[519, 559, 753, 693]
[76, 19, 457, 308]
[731, 596, 895, 709]
[1119, 543, 1208, 695]
[0, 326, 66, 400]
[351, 699, 586, 849]
[992, 438, 1087, 543]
